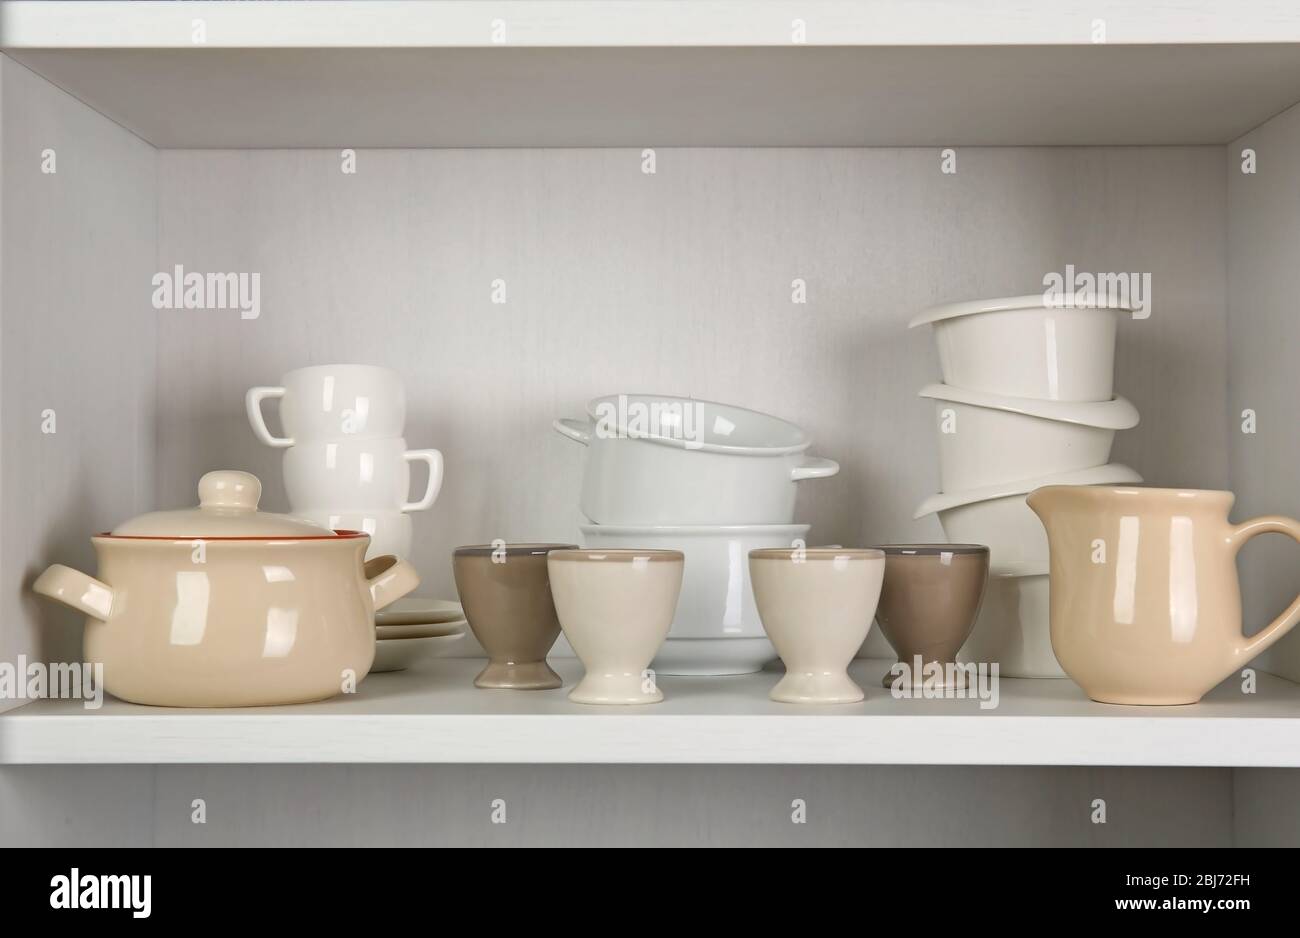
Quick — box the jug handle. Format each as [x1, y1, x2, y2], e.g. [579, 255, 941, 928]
[1229, 515, 1300, 662]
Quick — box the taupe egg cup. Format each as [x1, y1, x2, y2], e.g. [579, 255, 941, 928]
[452, 544, 577, 690]
[873, 544, 989, 689]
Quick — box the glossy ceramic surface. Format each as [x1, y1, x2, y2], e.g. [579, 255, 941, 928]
[294, 507, 413, 560]
[910, 294, 1130, 402]
[554, 394, 837, 525]
[921, 385, 1138, 492]
[246, 363, 406, 445]
[453, 544, 576, 690]
[548, 549, 684, 705]
[283, 437, 443, 513]
[749, 548, 885, 704]
[31, 471, 420, 707]
[958, 572, 1064, 679]
[578, 523, 807, 674]
[1028, 485, 1300, 704]
[873, 545, 989, 688]
[916, 464, 1144, 574]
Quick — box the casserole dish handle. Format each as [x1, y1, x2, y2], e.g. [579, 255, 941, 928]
[364, 556, 421, 611]
[1230, 515, 1300, 662]
[552, 418, 592, 445]
[245, 386, 293, 448]
[33, 564, 115, 620]
[791, 457, 839, 482]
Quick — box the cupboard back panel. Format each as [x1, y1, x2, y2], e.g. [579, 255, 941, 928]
[154, 146, 1227, 656]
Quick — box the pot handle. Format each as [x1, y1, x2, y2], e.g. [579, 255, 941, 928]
[791, 457, 839, 482]
[1229, 515, 1300, 663]
[553, 418, 591, 445]
[33, 564, 115, 620]
[364, 555, 421, 611]
[246, 386, 293, 448]
[401, 449, 444, 513]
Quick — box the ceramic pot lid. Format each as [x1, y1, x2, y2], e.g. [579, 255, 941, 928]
[108, 470, 342, 538]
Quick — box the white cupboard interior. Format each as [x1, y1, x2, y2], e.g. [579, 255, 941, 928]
[2, 2, 1300, 846]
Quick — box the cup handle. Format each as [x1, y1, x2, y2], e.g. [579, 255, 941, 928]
[364, 555, 421, 611]
[791, 457, 839, 481]
[33, 564, 115, 620]
[1228, 515, 1300, 662]
[552, 418, 592, 445]
[401, 449, 444, 512]
[245, 386, 293, 448]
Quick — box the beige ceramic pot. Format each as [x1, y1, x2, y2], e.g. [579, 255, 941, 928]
[1027, 484, 1300, 705]
[32, 470, 419, 708]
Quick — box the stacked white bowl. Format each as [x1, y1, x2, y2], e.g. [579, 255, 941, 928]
[908, 295, 1142, 678]
[246, 363, 444, 560]
[553, 393, 840, 675]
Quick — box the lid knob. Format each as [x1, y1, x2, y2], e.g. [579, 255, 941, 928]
[198, 470, 261, 512]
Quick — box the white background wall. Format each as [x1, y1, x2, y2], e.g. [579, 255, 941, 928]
[2, 53, 1289, 847]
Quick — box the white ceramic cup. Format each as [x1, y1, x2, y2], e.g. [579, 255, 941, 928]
[548, 549, 684, 706]
[247, 363, 406, 446]
[749, 547, 885, 704]
[293, 508, 414, 560]
[282, 437, 443, 514]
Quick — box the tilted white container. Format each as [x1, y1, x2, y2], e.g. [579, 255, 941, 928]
[554, 394, 838, 525]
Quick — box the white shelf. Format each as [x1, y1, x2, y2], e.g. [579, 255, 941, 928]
[4, 657, 1300, 766]
[4, 1, 1300, 146]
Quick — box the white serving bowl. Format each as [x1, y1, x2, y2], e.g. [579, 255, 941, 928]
[921, 384, 1139, 493]
[909, 294, 1132, 402]
[578, 522, 808, 674]
[554, 394, 838, 525]
[958, 571, 1064, 679]
[914, 464, 1143, 574]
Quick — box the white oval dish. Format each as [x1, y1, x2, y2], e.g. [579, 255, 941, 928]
[909, 294, 1134, 402]
[919, 385, 1138, 493]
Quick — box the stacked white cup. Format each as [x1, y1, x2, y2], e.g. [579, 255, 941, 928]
[909, 293, 1142, 678]
[246, 364, 444, 559]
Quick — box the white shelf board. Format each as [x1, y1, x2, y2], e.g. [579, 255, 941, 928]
[4, 2, 1300, 146]
[3, 657, 1300, 766]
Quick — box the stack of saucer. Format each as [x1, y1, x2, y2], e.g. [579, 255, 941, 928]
[909, 294, 1142, 678]
[553, 393, 840, 675]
